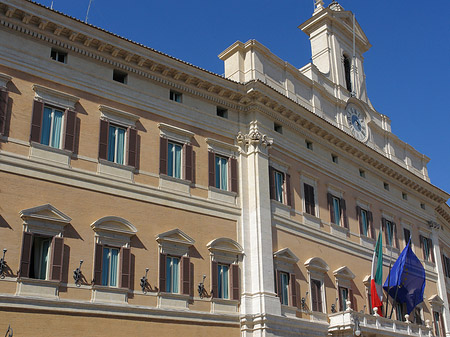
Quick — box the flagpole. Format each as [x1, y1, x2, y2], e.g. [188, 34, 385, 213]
[385, 234, 394, 317]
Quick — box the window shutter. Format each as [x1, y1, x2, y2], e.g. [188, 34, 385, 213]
[98, 119, 109, 160]
[393, 222, 399, 248]
[368, 211, 375, 239]
[382, 218, 387, 243]
[285, 173, 292, 207]
[127, 128, 137, 168]
[231, 263, 240, 301]
[311, 279, 318, 311]
[50, 236, 64, 281]
[19, 232, 33, 278]
[208, 151, 215, 187]
[211, 260, 218, 298]
[341, 198, 348, 228]
[443, 255, 448, 277]
[230, 157, 238, 193]
[316, 281, 322, 312]
[159, 137, 168, 175]
[64, 109, 76, 152]
[181, 256, 190, 295]
[93, 243, 103, 285]
[159, 253, 167, 292]
[349, 289, 355, 311]
[120, 247, 131, 289]
[184, 144, 193, 182]
[429, 239, 435, 263]
[338, 287, 344, 311]
[289, 273, 297, 307]
[0, 90, 8, 135]
[419, 235, 425, 259]
[327, 193, 335, 224]
[356, 206, 362, 234]
[275, 270, 282, 299]
[269, 166, 275, 200]
[30, 100, 44, 143]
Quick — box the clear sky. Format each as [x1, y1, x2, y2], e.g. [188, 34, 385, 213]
[36, 0, 450, 199]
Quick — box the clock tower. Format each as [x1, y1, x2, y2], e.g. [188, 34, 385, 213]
[299, 1, 372, 104]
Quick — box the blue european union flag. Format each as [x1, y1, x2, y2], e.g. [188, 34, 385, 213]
[383, 239, 426, 314]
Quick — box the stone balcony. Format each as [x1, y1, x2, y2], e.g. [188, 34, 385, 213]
[329, 306, 433, 337]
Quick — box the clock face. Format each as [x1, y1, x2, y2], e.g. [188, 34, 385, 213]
[346, 105, 367, 141]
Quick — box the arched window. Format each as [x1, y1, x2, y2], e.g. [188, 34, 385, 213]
[343, 55, 352, 92]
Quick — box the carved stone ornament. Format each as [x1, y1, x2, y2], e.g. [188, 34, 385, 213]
[427, 221, 440, 230]
[236, 130, 273, 148]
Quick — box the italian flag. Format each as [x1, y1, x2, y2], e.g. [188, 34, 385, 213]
[371, 232, 383, 316]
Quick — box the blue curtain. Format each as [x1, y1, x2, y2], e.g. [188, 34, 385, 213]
[40, 239, 50, 280]
[174, 144, 181, 178]
[218, 265, 229, 299]
[102, 247, 110, 286]
[275, 172, 283, 202]
[50, 109, 63, 148]
[166, 257, 180, 293]
[172, 257, 179, 293]
[108, 126, 116, 162]
[168, 143, 174, 176]
[41, 107, 52, 146]
[333, 198, 340, 226]
[281, 272, 289, 305]
[361, 210, 368, 236]
[116, 128, 125, 165]
[110, 248, 119, 287]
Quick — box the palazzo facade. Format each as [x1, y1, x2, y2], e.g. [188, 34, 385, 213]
[0, 0, 449, 336]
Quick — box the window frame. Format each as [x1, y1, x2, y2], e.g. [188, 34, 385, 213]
[165, 255, 180, 294]
[301, 175, 319, 219]
[273, 248, 299, 308]
[269, 163, 291, 207]
[305, 257, 329, 315]
[356, 204, 374, 239]
[420, 234, 434, 263]
[50, 48, 67, 63]
[169, 90, 182, 103]
[327, 191, 348, 228]
[333, 266, 355, 312]
[101, 246, 120, 287]
[217, 263, 230, 299]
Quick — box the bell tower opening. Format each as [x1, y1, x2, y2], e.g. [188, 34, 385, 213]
[343, 54, 352, 92]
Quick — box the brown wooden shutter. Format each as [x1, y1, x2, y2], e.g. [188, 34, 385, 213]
[269, 166, 275, 200]
[341, 198, 348, 228]
[159, 253, 167, 292]
[181, 256, 190, 295]
[382, 218, 387, 243]
[443, 255, 448, 277]
[276, 270, 282, 299]
[393, 222, 399, 248]
[30, 100, 44, 143]
[285, 173, 292, 207]
[419, 235, 425, 259]
[64, 109, 76, 152]
[316, 281, 322, 312]
[368, 211, 375, 239]
[311, 279, 318, 311]
[327, 193, 335, 224]
[120, 247, 131, 289]
[98, 119, 109, 160]
[349, 289, 355, 311]
[356, 206, 362, 234]
[93, 243, 103, 285]
[208, 151, 215, 187]
[19, 232, 33, 278]
[338, 287, 344, 311]
[231, 263, 240, 301]
[230, 157, 238, 193]
[289, 273, 297, 307]
[127, 128, 137, 167]
[429, 239, 435, 263]
[184, 144, 193, 182]
[211, 260, 218, 298]
[50, 236, 64, 281]
[159, 137, 168, 175]
[0, 90, 8, 135]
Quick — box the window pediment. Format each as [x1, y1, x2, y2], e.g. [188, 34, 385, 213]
[207, 238, 243, 255]
[156, 229, 195, 257]
[333, 266, 355, 280]
[304, 257, 329, 273]
[20, 204, 71, 236]
[32, 84, 79, 110]
[91, 216, 137, 237]
[0, 72, 11, 89]
[99, 105, 139, 128]
[273, 248, 299, 264]
[158, 123, 194, 144]
[428, 294, 444, 307]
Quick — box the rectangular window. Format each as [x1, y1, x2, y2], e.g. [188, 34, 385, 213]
[168, 142, 182, 179]
[305, 140, 313, 150]
[434, 312, 443, 337]
[339, 286, 349, 311]
[107, 124, 126, 165]
[421, 236, 433, 262]
[170, 90, 182, 103]
[274, 171, 284, 203]
[166, 256, 180, 293]
[279, 272, 289, 305]
[332, 197, 341, 226]
[215, 155, 228, 190]
[443, 255, 450, 278]
[360, 209, 368, 236]
[359, 169, 366, 178]
[41, 106, 64, 149]
[396, 302, 406, 321]
[113, 69, 127, 84]
[217, 107, 228, 119]
[403, 228, 411, 246]
[274, 123, 282, 134]
[101, 247, 119, 287]
[29, 236, 51, 280]
[217, 264, 229, 299]
[50, 48, 67, 63]
[304, 183, 316, 216]
[385, 220, 393, 246]
[402, 192, 408, 200]
[332, 154, 338, 163]
[420, 203, 426, 210]
[384, 182, 390, 191]
[311, 279, 322, 312]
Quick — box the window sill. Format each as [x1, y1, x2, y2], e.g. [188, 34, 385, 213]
[271, 200, 291, 218]
[303, 212, 321, 229]
[309, 311, 328, 322]
[159, 174, 191, 195]
[384, 245, 399, 257]
[97, 159, 134, 181]
[360, 235, 375, 249]
[158, 292, 190, 309]
[210, 298, 239, 313]
[91, 284, 128, 304]
[208, 187, 237, 204]
[330, 222, 349, 239]
[280, 304, 297, 318]
[29, 141, 71, 167]
[423, 260, 435, 272]
[16, 277, 60, 299]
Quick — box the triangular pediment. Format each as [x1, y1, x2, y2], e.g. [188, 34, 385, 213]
[273, 248, 299, 264]
[156, 229, 195, 246]
[207, 237, 243, 255]
[91, 216, 137, 236]
[333, 266, 355, 280]
[428, 294, 444, 306]
[20, 204, 71, 224]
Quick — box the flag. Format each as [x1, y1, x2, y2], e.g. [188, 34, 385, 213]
[383, 239, 426, 314]
[371, 232, 384, 315]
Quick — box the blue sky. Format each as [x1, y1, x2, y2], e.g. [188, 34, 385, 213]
[37, 0, 450, 199]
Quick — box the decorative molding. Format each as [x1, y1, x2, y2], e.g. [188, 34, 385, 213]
[20, 204, 71, 236]
[304, 257, 329, 273]
[0, 72, 11, 88]
[206, 138, 239, 157]
[32, 84, 79, 109]
[158, 122, 194, 144]
[156, 228, 195, 256]
[99, 104, 139, 128]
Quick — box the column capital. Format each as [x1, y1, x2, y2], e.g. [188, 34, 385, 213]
[236, 123, 273, 154]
